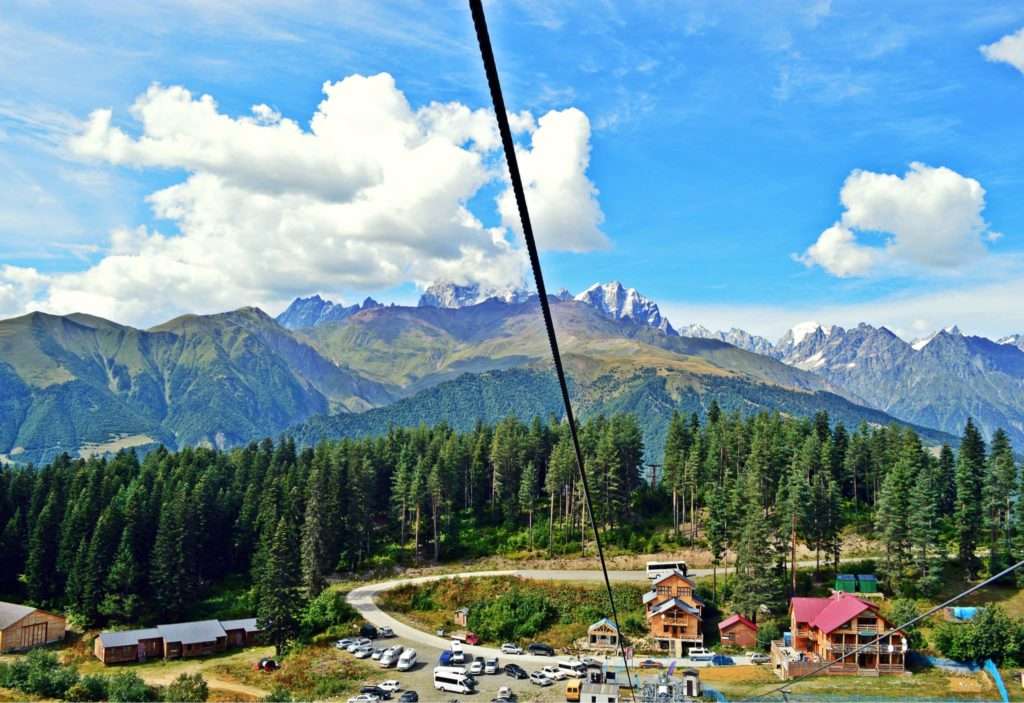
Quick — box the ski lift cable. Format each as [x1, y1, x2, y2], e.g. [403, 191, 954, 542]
[467, 1, 637, 700]
[743, 557, 1024, 702]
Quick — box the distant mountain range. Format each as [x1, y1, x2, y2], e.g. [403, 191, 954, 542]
[4, 277, 1021, 465]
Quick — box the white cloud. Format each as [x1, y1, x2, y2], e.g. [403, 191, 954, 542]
[1, 73, 607, 326]
[0, 265, 48, 318]
[497, 108, 610, 252]
[798, 163, 991, 277]
[980, 27, 1024, 74]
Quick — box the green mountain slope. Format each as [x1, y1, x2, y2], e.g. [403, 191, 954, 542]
[289, 367, 956, 460]
[0, 309, 393, 464]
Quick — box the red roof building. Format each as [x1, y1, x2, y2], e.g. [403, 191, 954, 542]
[783, 592, 907, 677]
[718, 613, 758, 649]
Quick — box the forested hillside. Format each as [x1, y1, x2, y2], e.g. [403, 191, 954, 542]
[0, 407, 1011, 636]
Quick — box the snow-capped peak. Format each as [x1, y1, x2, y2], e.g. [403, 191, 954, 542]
[418, 280, 531, 308]
[912, 325, 963, 351]
[574, 281, 674, 334]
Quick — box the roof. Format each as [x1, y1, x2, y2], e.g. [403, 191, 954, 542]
[810, 595, 875, 635]
[0, 601, 36, 630]
[836, 574, 856, 581]
[157, 620, 227, 645]
[455, 607, 469, 614]
[98, 628, 162, 648]
[790, 597, 831, 624]
[649, 598, 700, 618]
[718, 614, 757, 632]
[581, 683, 619, 696]
[651, 569, 696, 588]
[588, 617, 618, 632]
[857, 574, 878, 582]
[642, 591, 658, 604]
[220, 618, 260, 633]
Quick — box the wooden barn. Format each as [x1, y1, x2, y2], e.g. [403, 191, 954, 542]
[94, 628, 163, 665]
[718, 613, 758, 649]
[0, 601, 66, 653]
[221, 618, 262, 647]
[95, 618, 260, 665]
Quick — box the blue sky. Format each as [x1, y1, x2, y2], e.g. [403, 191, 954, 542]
[2, 1, 1024, 340]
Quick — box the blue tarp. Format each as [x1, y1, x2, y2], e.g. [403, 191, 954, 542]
[984, 659, 1009, 703]
[951, 606, 981, 620]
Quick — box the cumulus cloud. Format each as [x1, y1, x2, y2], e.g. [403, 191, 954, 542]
[980, 27, 1024, 74]
[0, 265, 48, 318]
[4, 73, 607, 325]
[798, 163, 991, 277]
[497, 108, 610, 252]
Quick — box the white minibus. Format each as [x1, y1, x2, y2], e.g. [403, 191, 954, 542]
[433, 666, 476, 694]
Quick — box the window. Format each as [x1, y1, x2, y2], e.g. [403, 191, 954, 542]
[590, 635, 596, 643]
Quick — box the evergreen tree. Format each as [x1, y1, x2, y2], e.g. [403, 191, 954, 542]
[518, 462, 539, 550]
[984, 430, 1016, 577]
[731, 468, 780, 619]
[955, 419, 986, 579]
[300, 469, 328, 597]
[257, 517, 303, 655]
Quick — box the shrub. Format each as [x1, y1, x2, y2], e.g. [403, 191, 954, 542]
[467, 588, 556, 642]
[107, 670, 153, 702]
[262, 686, 294, 702]
[300, 589, 359, 637]
[0, 648, 79, 699]
[164, 672, 209, 702]
[886, 599, 924, 649]
[67, 674, 110, 702]
[756, 620, 782, 651]
[932, 606, 1023, 663]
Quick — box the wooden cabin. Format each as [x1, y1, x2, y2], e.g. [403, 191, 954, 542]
[778, 593, 906, 677]
[0, 601, 66, 653]
[94, 618, 260, 665]
[586, 618, 619, 652]
[643, 569, 703, 656]
[718, 613, 758, 649]
[454, 607, 469, 627]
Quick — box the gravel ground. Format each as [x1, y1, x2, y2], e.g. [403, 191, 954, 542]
[345, 634, 568, 703]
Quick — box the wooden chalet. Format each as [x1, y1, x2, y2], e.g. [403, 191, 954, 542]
[643, 569, 703, 656]
[718, 613, 758, 649]
[586, 617, 619, 651]
[771, 593, 906, 679]
[94, 618, 261, 665]
[0, 601, 66, 653]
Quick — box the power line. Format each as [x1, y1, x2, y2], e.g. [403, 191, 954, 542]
[467, 1, 637, 699]
[743, 557, 1024, 702]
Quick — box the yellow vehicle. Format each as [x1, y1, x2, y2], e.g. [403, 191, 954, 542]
[565, 678, 582, 702]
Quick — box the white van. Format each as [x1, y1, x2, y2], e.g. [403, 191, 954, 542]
[434, 666, 476, 694]
[397, 649, 417, 671]
[557, 660, 586, 678]
[380, 646, 404, 667]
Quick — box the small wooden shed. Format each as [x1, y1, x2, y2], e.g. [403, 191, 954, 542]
[718, 613, 758, 649]
[454, 607, 469, 627]
[0, 601, 66, 653]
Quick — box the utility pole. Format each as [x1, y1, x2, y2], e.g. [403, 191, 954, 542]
[646, 463, 661, 487]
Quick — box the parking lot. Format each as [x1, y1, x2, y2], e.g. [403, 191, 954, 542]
[341, 633, 571, 703]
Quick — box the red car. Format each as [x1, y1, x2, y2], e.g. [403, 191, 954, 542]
[638, 659, 663, 669]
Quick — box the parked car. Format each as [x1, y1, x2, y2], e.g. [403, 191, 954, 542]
[529, 671, 552, 686]
[377, 681, 402, 694]
[747, 652, 770, 664]
[360, 685, 390, 700]
[527, 643, 555, 656]
[497, 686, 514, 700]
[361, 624, 379, 639]
[371, 648, 385, 661]
[469, 660, 483, 676]
[451, 650, 466, 665]
[484, 658, 500, 675]
[540, 665, 566, 681]
[438, 650, 454, 667]
[378, 626, 395, 638]
[398, 692, 418, 703]
[687, 647, 714, 662]
[257, 658, 279, 672]
[452, 631, 480, 646]
[638, 659, 663, 669]
[348, 638, 372, 653]
[380, 646, 404, 668]
[347, 695, 380, 703]
[504, 663, 528, 680]
[397, 649, 417, 672]
[354, 645, 374, 659]
[711, 654, 735, 666]
[336, 638, 355, 649]
[500, 643, 523, 655]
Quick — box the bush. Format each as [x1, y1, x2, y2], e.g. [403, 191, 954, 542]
[467, 588, 556, 642]
[262, 685, 294, 702]
[300, 589, 359, 638]
[756, 619, 782, 651]
[932, 606, 1023, 663]
[107, 670, 153, 702]
[0, 648, 79, 699]
[67, 674, 110, 702]
[164, 672, 209, 702]
[886, 599, 924, 649]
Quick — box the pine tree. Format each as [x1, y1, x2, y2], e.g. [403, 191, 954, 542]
[25, 493, 61, 605]
[955, 419, 986, 579]
[731, 468, 780, 619]
[663, 412, 689, 534]
[258, 517, 303, 655]
[705, 483, 728, 600]
[983, 430, 1016, 578]
[876, 431, 918, 582]
[300, 469, 328, 597]
[908, 454, 942, 595]
[518, 462, 539, 550]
